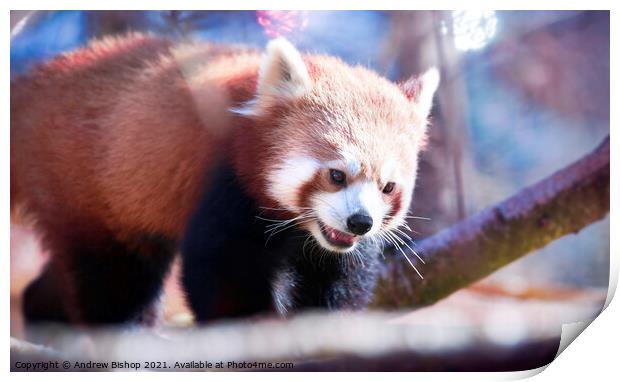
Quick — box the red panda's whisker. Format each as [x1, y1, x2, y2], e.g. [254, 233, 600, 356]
[399, 222, 413, 232]
[385, 230, 406, 247]
[352, 248, 365, 267]
[264, 214, 317, 245]
[258, 206, 313, 213]
[259, 206, 313, 210]
[384, 213, 431, 222]
[378, 232, 398, 256]
[265, 211, 315, 228]
[265, 217, 310, 229]
[260, 210, 314, 226]
[263, 216, 301, 232]
[391, 227, 410, 239]
[393, 239, 424, 280]
[382, 232, 423, 279]
[392, 226, 414, 241]
[257, 216, 292, 223]
[390, 229, 425, 264]
[266, 216, 316, 237]
[302, 234, 314, 259]
[383, 219, 418, 235]
[369, 235, 386, 260]
[404, 215, 431, 220]
[307, 238, 327, 268]
[264, 220, 312, 238]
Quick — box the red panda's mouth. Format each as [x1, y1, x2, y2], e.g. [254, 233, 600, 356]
[318, 221, 357, 248]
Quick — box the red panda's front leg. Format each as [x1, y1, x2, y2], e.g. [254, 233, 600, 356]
[181, 164, 279, 322]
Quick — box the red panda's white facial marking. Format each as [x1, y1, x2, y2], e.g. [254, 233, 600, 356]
[339, 150, 362, 177]
[267, 154, 320, 213]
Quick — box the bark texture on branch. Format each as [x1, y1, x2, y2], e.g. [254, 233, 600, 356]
[372, 136, 610, 308]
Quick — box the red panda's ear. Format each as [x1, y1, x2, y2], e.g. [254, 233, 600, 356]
[400, 67, 440, 120]
[232, 38, 311, 116]
[252, 38, 311, 112]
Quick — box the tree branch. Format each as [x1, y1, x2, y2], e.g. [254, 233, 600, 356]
[372, 136, 610, 308]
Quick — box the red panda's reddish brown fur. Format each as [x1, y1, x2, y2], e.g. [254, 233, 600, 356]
[12, 33, 439, 323]
[12, 33, 427, 244]
[12, 35, 257, 243]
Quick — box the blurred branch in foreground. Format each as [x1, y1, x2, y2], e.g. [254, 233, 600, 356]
[11, 285, 605, 371]
[373, 136, 610, 308]
[7, 308, 567, 372]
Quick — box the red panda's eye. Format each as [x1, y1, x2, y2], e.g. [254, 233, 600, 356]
[329, 169, 346, 185]
[382, 182, 395, 194]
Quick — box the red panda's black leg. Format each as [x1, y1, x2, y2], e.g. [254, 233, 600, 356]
[63, 234, 176, 324]
[181, 238, 276, 321]
[23, 231, 175, 326]
[182, 165, 278, 322]
[22, 260, 72, 324]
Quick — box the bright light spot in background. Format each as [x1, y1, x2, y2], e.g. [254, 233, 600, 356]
[256, 10, 309, 38]
[452, 10, 498, 51]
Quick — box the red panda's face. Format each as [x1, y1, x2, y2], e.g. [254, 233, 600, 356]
[240, 38, 439, 254]
[265, 144, 420, 253]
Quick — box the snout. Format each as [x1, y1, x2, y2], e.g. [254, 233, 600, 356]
[346, 213, 373, 235]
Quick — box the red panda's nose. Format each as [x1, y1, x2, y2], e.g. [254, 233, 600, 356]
[347, 214, 373, 235]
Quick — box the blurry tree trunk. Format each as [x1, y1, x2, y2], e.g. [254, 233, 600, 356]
[431, 10, 470, 221]
[384, 11, 471, 236]
[385, 11, 450, 238]
[372, 136, 610, 308]
[84, 11, 152, 38]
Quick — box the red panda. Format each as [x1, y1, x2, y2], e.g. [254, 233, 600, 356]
[11, 33, 439, 324]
